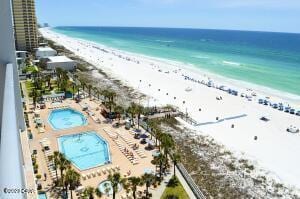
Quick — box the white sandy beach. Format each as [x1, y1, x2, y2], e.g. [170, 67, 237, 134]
[40, 28, 300, 190]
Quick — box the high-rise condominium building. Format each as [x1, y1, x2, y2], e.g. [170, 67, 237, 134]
[12, 0, 38, 51]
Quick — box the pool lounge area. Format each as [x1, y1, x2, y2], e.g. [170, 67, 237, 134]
[48, 108, 87, 130]
[58, 131, 111, 170]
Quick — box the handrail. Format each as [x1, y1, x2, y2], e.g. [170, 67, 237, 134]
[177, 163, 206, 199]
[0, 64, 25, 199]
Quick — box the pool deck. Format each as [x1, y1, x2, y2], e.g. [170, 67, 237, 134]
[23, 92, 158, 198]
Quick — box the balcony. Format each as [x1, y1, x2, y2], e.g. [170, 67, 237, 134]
[0, 64, 25, 199]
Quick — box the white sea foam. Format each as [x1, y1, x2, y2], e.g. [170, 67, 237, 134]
[222, 60, 241, 66]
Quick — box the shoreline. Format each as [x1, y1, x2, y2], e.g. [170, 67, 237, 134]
[40, 28, 300, 189]
[51, 28, 300, 106]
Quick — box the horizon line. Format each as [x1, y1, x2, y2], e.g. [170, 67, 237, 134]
[47, 25, 300, 35]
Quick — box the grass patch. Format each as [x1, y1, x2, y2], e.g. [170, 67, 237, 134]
[161, 177, 189, 199]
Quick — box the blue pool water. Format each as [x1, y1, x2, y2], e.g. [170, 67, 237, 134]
[48, 108, 87, 130]
[38, 193, 47, 199]
[58, 132, 111, 170]
[98, 180, 122, 195]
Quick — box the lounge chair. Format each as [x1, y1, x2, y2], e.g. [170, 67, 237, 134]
[97, 170, 101, 176]
[86, 173, 91, 178]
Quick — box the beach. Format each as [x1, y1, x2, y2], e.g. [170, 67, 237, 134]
[40, 28, 300, 190]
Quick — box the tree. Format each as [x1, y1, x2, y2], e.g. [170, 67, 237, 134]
[55, 67, 64, 91]
[135, 104, 144, 130]
[114, 105, 124, 123]
[88, 84, 93, 99]
[127, 102, 137, 126]
[31, 89, 38, 108]
[94, 87, 101, 101]
[48, 151, 60, 183]
[141, 173, 155, 199]
[160, 133, 175, 165]
[154, 154, 166, 178]
[101, 89, 110, 103]
[95, 188, 102, 198]
[171, 152, 181, 177]
[58, 153, 71, 190]
[106, 90, 117, 114]
[64, 169, 81, 199]
[128, 176, 144, 199]
[107, 172, 126, 199]
[45, 74, 52, 90]
[83, 186, 95, 199]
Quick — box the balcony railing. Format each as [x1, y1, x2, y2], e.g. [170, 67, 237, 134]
[0, 64, 25, 199]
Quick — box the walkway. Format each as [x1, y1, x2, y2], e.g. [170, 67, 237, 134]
[149, 165, 198, 199]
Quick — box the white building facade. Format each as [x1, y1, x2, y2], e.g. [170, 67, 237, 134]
[35, 46, 57, 59]
[46, 55, 76, 71]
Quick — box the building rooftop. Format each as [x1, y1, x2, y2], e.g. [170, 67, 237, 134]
[37, 46, 56, 52]
[47, 55, 74, 63]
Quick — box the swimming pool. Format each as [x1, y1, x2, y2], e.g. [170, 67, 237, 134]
[58, 132, 111, 170]
[98, 180, 122, 195]
[48, 108, 87, 130]
[38, 192, 47, 199]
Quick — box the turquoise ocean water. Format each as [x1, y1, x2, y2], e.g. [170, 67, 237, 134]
[53, 27, 300, 97]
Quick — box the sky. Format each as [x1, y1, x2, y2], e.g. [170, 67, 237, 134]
[36, 0, 300, 33]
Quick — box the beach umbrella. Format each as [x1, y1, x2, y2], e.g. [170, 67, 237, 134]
[146, 139, 155, 146]
[140, 134, 148, 139]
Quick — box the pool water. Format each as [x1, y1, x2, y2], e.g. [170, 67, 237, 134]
[38, 193, 47, 199]
[48, 108, 87, 130]
[58, 132, 111, 170]
[98, 180, 122, 195]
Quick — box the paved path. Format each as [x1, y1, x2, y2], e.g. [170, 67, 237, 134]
[149, 165, 197, 199]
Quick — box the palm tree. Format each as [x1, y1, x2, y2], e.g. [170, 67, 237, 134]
[128, 176, 144, 199]
[93, 87, 100, 101]
[58, 153, 71, 188]
[72, 82, 76, 100]
[155, 154, 166, 178]
[106, 100, 116, 115]
[48, 151, 60, 183]
[106, 90, 117, 114]
[88, 84, 93, 99]
[94, 188, 102, 198]
[64, 168, 81, 199]
[107, 172, 126, 199]
[79, 80, 86, 98]
[60, 71, 69, 96]
[153, 128, 162, 149]
[55, 67, 64, 91]
[171, 152, 181, 177]
[114, 105, 124, 123]
[141, 173, 155, 199]
[101, 89, 110, 103]
[83, 186, 95, 199]
[160, 133, 175, 165]
[127, 102, 137, 126]
[135, 104, 144, 130]
[31, 89, 38, 108]
[45, 74, 52, 90]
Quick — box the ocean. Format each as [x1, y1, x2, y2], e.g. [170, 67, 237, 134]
[53, 26, 300, 97]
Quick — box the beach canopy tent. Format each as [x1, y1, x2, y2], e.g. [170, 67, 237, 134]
[152, 151, 160, 157]
[144, 168, 154, 174]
